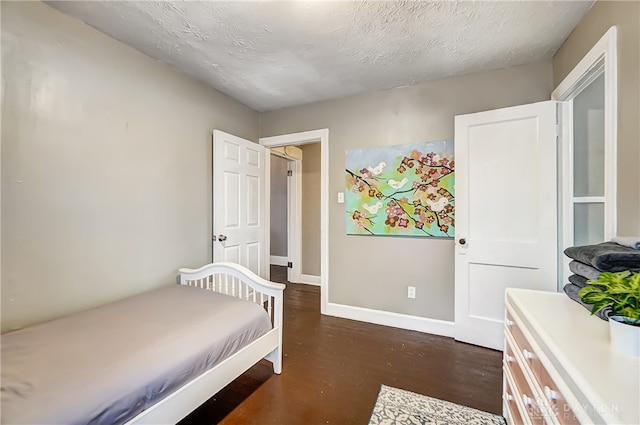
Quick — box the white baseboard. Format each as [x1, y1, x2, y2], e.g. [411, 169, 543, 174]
[324, 302, 454, 338]
[270, 255, 288, 266]
[299, 274, 321, 286]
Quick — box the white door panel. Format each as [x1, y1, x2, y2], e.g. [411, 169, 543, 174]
[455, 101, 558, 350]
[223, 245, 240, 264]
[467, 241, 542, 269]
[213, 130, 267, 278]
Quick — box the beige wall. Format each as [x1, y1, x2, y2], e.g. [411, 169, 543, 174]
[1, 2, 259, 331]
[300, 143, 321, 276]
[270, 154, 288, 258]
[261, 61, 553, 321]
[553, 0, 640, 235]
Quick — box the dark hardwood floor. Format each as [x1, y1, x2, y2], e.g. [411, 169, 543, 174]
[179, 266, 503, 424]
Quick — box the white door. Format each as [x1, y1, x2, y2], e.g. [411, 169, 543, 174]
[454, 101, 558, 350]
[212, 130, 268, 278]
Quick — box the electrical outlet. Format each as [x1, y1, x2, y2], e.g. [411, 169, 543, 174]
[337, 192, 345, 203]
[407, 286, 416, 299]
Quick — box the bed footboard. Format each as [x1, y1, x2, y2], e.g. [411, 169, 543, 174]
[178, 262, 286, 373]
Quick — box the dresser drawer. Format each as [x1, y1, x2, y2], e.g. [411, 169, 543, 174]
[505, 305, 579, 425]
[506, 309, 539, 373]
[504, 374, 526, 425]
[536, 362, 580, 425]
[504, 340, 546, 425]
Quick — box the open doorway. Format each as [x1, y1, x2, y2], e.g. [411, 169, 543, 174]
[269, 153, 290, 268]
[260, 129, 329, 310]
[269, 144, 321, 286]
[269, 146, 302, 284]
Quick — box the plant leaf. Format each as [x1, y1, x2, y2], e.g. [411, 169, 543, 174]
[619, 306, 640, 320]
[580, 291, 607, 304]
[590, 299, 612, 315]
[585, 271, 640, 319]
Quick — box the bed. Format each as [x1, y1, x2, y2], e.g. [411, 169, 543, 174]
[1, 262, 285, 424]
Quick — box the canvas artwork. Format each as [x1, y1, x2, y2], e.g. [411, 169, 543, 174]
[345, 140, 454, 237]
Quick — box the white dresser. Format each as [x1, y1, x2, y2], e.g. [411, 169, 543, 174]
[503, 288, 640, 425]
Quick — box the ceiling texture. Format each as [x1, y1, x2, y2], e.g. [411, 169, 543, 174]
[47, 1, 594, 112]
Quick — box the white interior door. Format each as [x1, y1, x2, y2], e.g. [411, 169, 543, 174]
[454, 101, 558, 350]
[212, 130, 268, 278]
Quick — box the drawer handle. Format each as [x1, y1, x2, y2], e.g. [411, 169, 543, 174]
[505, 354, 515, 363]
[523, 349, 535, 360]
[544, 386, 558, 401]
[522, 394, 534, 406]
[505, 319, 514, 327]
[506, 393, 514, 402]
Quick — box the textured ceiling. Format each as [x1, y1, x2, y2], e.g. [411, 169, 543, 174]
[47, 1, 593, 112]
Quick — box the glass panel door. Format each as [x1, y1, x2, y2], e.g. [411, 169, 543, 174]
[574, 202, 605, 246]
[553, 26, 616, 289]
[573, 74, 605, 198]
[571, 73, 606, 247]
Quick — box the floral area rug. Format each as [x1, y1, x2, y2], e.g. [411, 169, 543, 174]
[369, 384, 506, 425]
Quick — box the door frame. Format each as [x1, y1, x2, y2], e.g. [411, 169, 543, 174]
[269, 149, 303, 284]
[552, 26, 617, 287]
[259, 129, 329, 313]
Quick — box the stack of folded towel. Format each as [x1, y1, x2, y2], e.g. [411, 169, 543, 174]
[563, 238, 640, 320]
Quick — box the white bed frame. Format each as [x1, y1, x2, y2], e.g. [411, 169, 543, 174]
[125, 262, 286, 424]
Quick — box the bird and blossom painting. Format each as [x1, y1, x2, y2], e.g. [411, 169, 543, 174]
[345, 140, 454, 237]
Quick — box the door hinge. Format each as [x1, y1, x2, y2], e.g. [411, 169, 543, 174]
[287, 170, 293, 177]
[287, 261, 293, 268]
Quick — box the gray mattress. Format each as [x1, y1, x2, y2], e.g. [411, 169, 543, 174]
[1, 284, 272, 425]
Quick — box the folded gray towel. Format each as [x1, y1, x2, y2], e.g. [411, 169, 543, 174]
[568, 260, 601, 281]
[564, 242, 640, 272]
[563, 283, 613, 321]
[612, 236, 640, 250]
[568, 274, 589, 288]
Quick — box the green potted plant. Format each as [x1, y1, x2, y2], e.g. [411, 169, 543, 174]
[578, 271, 640, 357]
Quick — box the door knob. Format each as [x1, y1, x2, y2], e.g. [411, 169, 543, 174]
[218, 234, 227, 241]
[459, 238, 466, 245]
